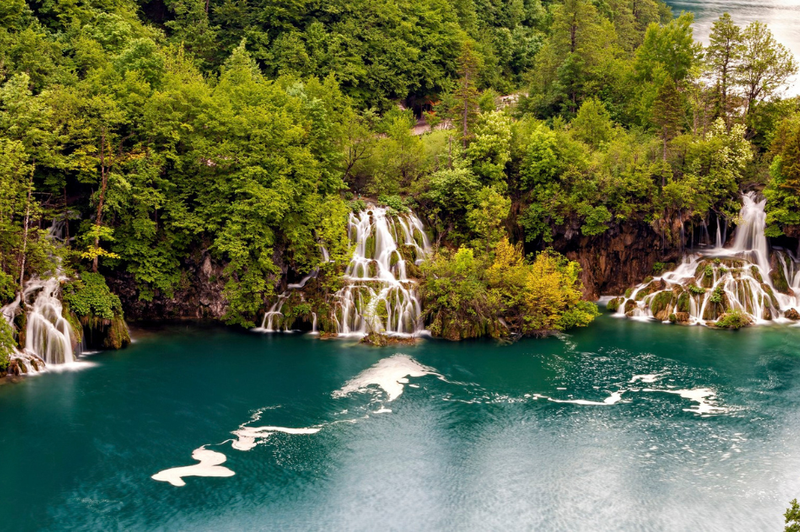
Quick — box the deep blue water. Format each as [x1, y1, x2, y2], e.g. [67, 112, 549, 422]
[1, 315, 799, 531]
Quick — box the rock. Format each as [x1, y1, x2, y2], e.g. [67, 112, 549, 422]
[606, 297, 622, 312]
[360, 332, 417, 346]
[624, 299, 637, 316]
[785, 308, 800, 320]
[674, 312, 690, 323]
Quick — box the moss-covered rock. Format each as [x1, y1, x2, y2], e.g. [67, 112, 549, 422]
[649, 291, 674, 320]
[624, 299, 638, 316]
[360, 332, 417, 346]
[713, 309, 751, 330]
[606, 297, 622, 312]
[785, 308, 800, 320]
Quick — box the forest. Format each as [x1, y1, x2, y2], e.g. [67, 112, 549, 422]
[1, 0, 799, 355]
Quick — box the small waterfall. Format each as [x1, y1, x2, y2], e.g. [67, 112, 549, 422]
[23, 278, 76, 364]
[333, 207, 430, 336]
[728, 193, 770, 274]
[1, 277, 79, 369]
[614, 192, 800, 326]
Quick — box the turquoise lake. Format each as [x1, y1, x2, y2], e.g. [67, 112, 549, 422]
[1, 314, 799, 531]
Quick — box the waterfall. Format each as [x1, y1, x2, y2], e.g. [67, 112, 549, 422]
[333, 207, 430, 337]
[254, 206, 430, 337]
[728, 193, 770, 274]
[614, 192, 800, 326]
[23, 278, 77, 364]
[1, 277, 79, 369]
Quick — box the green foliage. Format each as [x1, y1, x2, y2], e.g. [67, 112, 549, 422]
[786, 499, 800, 532]
[421, 238, 597, 339]
[63, 272, 124, 320]
[688, 284, 705, 295]
[0, 318, 15, 369]
[709, 285, 725, 304]
[378, 195, 409, 213]
[715, 309, 750, 329]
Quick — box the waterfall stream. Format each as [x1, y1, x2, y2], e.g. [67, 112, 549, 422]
[333, 207, 430, 336]
[615, 192, 800, 326]
[1, 277, 79, 370]
[255, 206, 430, 336]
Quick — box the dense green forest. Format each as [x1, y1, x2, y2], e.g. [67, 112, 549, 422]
[1, 0, 799, 349]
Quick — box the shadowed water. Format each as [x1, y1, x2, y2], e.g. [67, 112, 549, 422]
[1, 316, 799, 531]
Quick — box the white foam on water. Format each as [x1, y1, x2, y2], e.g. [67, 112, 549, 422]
[642, 387, 727, 415]
[151, 447, 235, 487]
[332, 354, 439, 402]
[630, 374, 663, 384]
[533, 391, 625, 406]
[231, 426, 321, 451]
[373, 407, 392, 414]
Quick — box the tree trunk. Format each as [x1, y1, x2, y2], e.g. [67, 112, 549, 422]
[93, 127, 108, 273]
[18, 164, 35, 293]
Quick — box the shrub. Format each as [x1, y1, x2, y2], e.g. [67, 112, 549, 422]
[715, 309, 750, 329]
[652, 262, 666, 274]
[378, 194, 409, 213]
[688, 284, 706, 295]
[63, 273, 124, 320]
[709, 285, 725, 304]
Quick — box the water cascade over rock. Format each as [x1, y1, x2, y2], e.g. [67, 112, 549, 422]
[333, 207, 430, 336]
[1, 277, 79, 371]
[611, 192, 800, 326]
[254, 206, 430, 336]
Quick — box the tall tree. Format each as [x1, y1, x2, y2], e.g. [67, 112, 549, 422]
[652, 76, 683, 167]
[736, 21, 797, 119]
[453, 41, 481, 147]
[706, 13, 743, 126]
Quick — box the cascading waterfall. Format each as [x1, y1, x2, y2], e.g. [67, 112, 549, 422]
[254, 245, 331, 333]
[0, 276, 79, 370]
[23, 278, 76, 364]
[613, 192, 800, 326]
[333, 207, 430, 336]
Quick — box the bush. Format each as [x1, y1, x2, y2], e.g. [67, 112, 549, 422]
[378, 194, 409, 213]
[715, 309, 750, 329]
[349, 199, 367, 213]
[63, 273, 124, 320]
[0, 319, 15, 370]
[688, 284, 706, 295]
[420, 239, 598, 339]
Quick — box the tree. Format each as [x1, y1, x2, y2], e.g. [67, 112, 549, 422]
[453, 41, 482, 147]
[706, 13, 743, 126]
[571, 97, 614, 148]
[736, 21, 797, 119]
[466, 186, 511, 251]
[652, 76, 684, 165]
[787, 499, 800, 532]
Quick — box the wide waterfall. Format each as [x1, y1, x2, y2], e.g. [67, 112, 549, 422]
[612, 192, 800, 326]
[333, 207, 430, 336]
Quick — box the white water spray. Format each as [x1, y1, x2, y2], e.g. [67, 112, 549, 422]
[615, 192, 800, 326]
[333, 207, 430, 336]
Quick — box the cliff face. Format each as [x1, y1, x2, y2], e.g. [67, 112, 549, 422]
[106, 253, 229, 321]
[549, 221, 680, 300]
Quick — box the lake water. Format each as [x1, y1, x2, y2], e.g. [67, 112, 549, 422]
[666, 0, 800, 94]
[1, 315, 799, 531]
